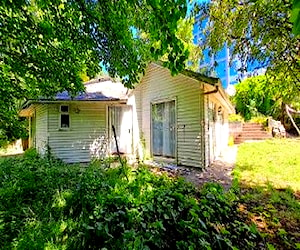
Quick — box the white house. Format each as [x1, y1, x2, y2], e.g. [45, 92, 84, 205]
[19, 63, 234, 168]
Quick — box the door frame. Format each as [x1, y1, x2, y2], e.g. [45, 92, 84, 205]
[107, 104, 133, 155]
[208, 101, 217, 163]
[150, 97, 177, 162]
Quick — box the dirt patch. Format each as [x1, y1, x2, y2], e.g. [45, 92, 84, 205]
[181, 160, 235, 190]
[147, 145, 238, 190]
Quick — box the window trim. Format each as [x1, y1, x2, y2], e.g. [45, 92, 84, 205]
[59, 104, 70, 130]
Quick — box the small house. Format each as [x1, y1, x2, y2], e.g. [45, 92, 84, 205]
[20, 63, 234, 168]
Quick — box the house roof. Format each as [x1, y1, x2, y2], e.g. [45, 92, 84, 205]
[53, 79, 128, 101]
[19, 78, 128, 116]
[20, 63, 234, 116]
[153, 61, 219, 85]
[25, 78, 127, 103]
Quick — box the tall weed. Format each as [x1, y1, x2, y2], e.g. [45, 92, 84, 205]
[0, 152, 261, 249]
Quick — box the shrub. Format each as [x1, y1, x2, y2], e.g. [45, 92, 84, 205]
[228, 114, 244, 122]
[250, 115, 268, 127]
[0, 153, 261, 249]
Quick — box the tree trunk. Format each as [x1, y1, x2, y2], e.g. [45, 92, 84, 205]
[280, 101, 285, 125]
[285, 104, 300, 136]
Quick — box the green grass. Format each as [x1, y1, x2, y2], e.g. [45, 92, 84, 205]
[235, 139, 300, 190]
[0, 142, 23, 156]
[234, 138, 300, 249]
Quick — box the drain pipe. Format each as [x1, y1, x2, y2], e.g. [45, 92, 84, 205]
[203, 85, 219, 95]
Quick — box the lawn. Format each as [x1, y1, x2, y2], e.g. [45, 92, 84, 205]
[0, 139, 23, 157]
[234, 139, 300, 249]
[235, 139, 300, 190]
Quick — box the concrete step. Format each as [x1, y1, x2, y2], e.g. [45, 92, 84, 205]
[235, 137, 271, 143]
[234, 122, 272, 144]
[235, 139, 267, 144]
[243, 122, 264, 126]
[236, 136, 272, 140]
[243, 123, 263, 126]
[241, 130, 266, 134]
[242, 125, 265, 129]
[236, 132, 272, 137]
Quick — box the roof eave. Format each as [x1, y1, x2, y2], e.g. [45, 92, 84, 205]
[19, 98, 128, 117]
[152, 61, 219, 85]
[19, 103, 34, 117]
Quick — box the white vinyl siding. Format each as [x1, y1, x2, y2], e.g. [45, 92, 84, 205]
[47, 102, 107, 163]
[29, 114, 36, 148]
[127, 87, 143, 160]
[204, 96, 210, 167]
[204, 93, 231, 166]
[35, 104, 48, 155]
[134, 64, 205, 168]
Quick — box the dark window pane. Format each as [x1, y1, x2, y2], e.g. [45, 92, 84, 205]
[61, 105, 69, 113]
[61, 114, 70, 128]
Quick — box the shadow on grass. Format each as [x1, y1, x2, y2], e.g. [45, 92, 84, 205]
[234, 180, 300, 250]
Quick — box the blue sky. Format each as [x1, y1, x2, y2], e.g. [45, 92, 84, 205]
[187, 0, 209, 15]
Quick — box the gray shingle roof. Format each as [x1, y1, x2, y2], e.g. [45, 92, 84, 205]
[42, 78, 128, 101]
[54, 90, 122, 101]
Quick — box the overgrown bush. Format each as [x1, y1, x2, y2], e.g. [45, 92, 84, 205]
[0, 151, 261, 249]
[228, 114, 244, 123]
[250, 115, 268, 127]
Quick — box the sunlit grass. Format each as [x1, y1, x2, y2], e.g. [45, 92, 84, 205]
[0, 139, 23, 156]
[234, 139, 300, 249]
[235, 139, 300, 191]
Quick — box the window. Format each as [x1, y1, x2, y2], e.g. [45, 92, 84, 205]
[60, 105, 70, 129]
[152, 100, 175, 158]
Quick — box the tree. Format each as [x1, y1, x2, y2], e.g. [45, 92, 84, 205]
[291, 0, 300, 35]
[0, 0, 189, 144]
[175, 18, 202, 72]
[195, 0, 300, 90]
[233, 76, 277, 120]
[233, 74, 300, 130]
[142, 17, 202, 72]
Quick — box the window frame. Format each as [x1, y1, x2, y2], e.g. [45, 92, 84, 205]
[59, 104, 70, 130]
[150, 98, 177, 159]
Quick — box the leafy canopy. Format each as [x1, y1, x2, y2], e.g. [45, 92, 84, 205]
[0, 0, 189, 143]
[233, 74, 300, 120]
[195, 0, 300, 90]
[173, 17, 202, 72]
[291, 0, 300, 35]
[233, 76, 277, 120]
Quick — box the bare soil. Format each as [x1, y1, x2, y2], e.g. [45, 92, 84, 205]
[147, 145, 238, 190]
